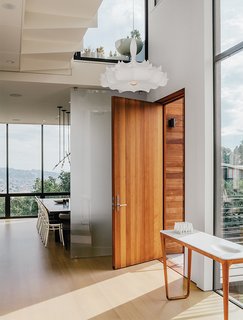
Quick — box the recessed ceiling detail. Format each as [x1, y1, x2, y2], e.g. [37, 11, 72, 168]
[0, 0, 102, 73]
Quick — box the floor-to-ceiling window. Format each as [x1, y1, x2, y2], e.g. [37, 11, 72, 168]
[215, 0, 243, 306]
[0, 124, 6, 217]
[0, 124, 70, 218]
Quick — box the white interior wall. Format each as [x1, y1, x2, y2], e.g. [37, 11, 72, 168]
[148, 0, 214, 290]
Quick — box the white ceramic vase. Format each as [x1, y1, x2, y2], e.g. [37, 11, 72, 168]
[115, 38, 143, 57]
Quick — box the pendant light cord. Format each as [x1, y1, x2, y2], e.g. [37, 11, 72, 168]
[66, 111, 70, 155]
[57, 106, 62, 163]
[132, 0, 135, 34]
[62, 110, 66, 166]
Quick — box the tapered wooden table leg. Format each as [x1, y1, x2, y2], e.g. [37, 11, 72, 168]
[161, 234, 192, 300]
[160, 230, 243, 319]
[186, 248, 192, 298]
[161, 234, 170, 299]
[222, 262, 229, 320]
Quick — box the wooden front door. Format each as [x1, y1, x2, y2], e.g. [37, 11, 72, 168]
[112, 96, 163, 269]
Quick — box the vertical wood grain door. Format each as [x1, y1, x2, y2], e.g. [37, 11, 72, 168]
[112, 96, 163, 269]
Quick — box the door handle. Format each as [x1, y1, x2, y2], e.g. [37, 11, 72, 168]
[115, 195, 127, 211]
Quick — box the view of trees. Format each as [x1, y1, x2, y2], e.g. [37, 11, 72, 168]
[11, 196, 38, 217]
[221, 146, 232, 164]
[222, 141, 243, 242]
[0, 198, 4, 217]
[0, 171, 70, 217]
[222, 140, 243, 195]
[34, 171, 70, 193]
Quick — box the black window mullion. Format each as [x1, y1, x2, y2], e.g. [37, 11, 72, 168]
[214, 41, 243, 63]
[145, 0, 148, 60]
[5, 124, 10, 218]
[41, 125, 44, 197]
[6, 124, 9, 194]
[213, 0, 243, 308]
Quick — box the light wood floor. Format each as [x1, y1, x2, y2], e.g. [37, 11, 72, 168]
[1, 219, 243, 320]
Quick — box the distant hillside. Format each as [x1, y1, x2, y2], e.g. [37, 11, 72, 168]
[0, 167, 58, 179]
[0, 167, 59, 192]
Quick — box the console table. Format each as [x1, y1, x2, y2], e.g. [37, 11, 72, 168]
[160, 230, 243, 320]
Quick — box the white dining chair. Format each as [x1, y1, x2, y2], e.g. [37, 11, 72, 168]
[35, 196, 44, 234]
[35, 197, 65, 247]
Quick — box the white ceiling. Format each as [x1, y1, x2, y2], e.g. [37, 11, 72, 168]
[0, 0, 103, 124]
[0, 80, 71, 124]
[0, 0, 23, 71]
[0, 0, 102, 73]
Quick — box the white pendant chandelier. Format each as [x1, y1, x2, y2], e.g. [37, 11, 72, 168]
[100, 38, 168, 93]
[101, 0, 168, 93]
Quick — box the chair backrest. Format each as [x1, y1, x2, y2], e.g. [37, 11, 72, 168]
[35, 197, 49, 223]
[41, 202, 49, 222]
[35, 196, 42, 213]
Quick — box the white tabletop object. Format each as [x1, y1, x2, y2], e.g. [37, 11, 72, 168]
[160, 230, 243, 261]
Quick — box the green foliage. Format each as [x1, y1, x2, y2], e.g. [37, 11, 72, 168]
[222, 142, 243, 229]
[130, 29, 141, 40]
[221, 146, 231, 164]
[5, 171, 71, 217]
[0, 198, 5, 217]
[224, 180, 235, 196]
[33, 176, 60, 193]
[232, 140, 243, 165]
[33, 171, 70, 193]
[11, 197, 38, 217]
[58, 171, 70, 192]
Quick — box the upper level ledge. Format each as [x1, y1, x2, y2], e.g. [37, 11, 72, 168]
[0, 60, 109, 88]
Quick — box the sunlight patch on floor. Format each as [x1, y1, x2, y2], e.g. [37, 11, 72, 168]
[0, 218, 36, 225]
[2, 258, 243, 320]
[172, 292, 242, 320]
[2, 262, 173, 320]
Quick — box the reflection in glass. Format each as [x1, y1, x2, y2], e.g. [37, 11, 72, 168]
[82, 0, 145, 61]
[217, 51, 243, 304]
[10, 196, 38, 217]
[215, 0, 243, 54]
[71, 92, 112, 258]
[0, 197, 5, 217]
[9, 125, 41, 193]
[0, 125, 6, 194]
[43, 125, 70, 193]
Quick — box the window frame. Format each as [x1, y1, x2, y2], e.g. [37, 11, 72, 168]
[74, 0, 148, 62]
[213, 0, 243, 308]
[0, 124, 70, 219]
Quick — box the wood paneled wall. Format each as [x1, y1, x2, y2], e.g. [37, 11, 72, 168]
[163, 96, 185, 253]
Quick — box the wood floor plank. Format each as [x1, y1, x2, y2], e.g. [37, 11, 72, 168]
[1, 220, 243, 320]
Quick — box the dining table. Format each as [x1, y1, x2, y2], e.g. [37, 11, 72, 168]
[39, 198, 70, 216]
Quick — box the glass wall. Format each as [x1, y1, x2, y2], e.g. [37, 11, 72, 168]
[0, 124, 70, 218]
[215, 0, 243, 54]
[75, 0, 146, 62]
[71, 90, 112, 258]
[0, 125, 6, 218]
[43, 125, 70, 193]
[215, 0, 243, 306]
[9, 125, 41, 193]
[0, 124, 6, 194]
